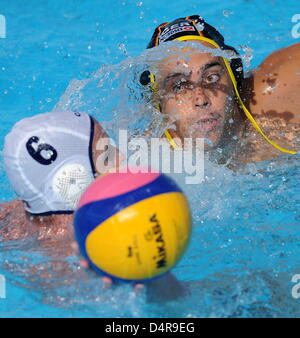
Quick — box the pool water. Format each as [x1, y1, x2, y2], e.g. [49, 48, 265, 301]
[1, 0, 300, 318]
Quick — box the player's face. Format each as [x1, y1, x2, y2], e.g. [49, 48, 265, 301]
[156, 42, 237, 149]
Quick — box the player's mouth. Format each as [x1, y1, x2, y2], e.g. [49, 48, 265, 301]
[195, 114, 221, 132]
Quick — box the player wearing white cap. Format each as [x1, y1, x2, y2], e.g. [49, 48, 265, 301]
[0, 110, 116, 243]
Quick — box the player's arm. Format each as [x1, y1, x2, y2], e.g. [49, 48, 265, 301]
[0, 200, 27, 241]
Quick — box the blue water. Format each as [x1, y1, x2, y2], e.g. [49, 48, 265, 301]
[1, 0, 300, 317]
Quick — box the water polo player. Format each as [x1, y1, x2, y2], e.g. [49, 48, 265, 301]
[0, 110, 116, 242]
[0, 111, 185, 298]
[141, 15, 300, 163]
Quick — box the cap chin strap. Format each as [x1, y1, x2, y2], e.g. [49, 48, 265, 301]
[163, 35, 297, 154]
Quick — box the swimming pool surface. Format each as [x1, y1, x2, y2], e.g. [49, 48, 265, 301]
[0, 0, 300, 318]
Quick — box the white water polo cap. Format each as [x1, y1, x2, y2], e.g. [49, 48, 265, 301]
[3, 111, 96, 215]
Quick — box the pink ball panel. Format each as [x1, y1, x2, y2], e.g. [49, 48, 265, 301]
[77, 170, 160, 208]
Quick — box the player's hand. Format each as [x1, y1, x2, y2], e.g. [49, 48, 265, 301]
[72, 242, 113, 289]
[73, 241, 145, 293]
[133, 283, 145, 295]
[79, 258, 113, 289]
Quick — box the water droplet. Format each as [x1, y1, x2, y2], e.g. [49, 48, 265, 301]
[118, 43, 128, 56]
[223, 10, 234, 17]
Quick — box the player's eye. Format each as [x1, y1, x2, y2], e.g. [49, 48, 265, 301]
[205, 73, 220, 84]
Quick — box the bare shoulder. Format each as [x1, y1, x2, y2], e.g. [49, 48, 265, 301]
[239, 42, 300, 157]
[247, 42, 300, 123]
[260, 41, 300, 69]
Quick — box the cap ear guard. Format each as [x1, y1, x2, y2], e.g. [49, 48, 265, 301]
[139, 70, 156, 88]
[139, 70, 161, 116]
[221, 44, 244, 93]
[140, 70, 152, 86]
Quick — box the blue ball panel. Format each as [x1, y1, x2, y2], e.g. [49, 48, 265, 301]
[74, 173, 182, 261]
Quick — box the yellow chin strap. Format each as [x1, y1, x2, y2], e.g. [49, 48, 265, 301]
[161, 35, 297, 154]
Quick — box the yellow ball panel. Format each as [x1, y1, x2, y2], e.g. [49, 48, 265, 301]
[85, 192, 191, 280]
